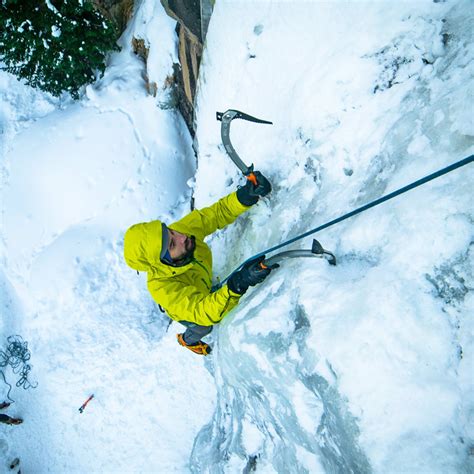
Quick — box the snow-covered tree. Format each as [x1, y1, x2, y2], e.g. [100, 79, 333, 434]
[0, 0, 120, 98]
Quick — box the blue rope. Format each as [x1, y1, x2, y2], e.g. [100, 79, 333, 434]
[0, 335, 38, 403]
[219, 155, 473, 287]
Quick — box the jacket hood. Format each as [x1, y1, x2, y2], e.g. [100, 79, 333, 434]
[124, 220, 168, 272]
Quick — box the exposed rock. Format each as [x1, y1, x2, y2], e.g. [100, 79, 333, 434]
[92, 0, 214, 136]
[131, 37, 158, 98]
[160, 0, 214, 136]
[92, 0, 135, 34]
[131, 37, 149, 63]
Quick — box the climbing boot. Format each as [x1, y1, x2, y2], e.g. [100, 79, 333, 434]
[177, 334, 212, 356]
[3, 417, 23, 425]
[0, 402, 11, 409]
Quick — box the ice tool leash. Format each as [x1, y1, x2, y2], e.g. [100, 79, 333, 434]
[215, 109, 474, 289]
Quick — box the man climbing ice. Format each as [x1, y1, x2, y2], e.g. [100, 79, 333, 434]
[123, 172, 276, 355]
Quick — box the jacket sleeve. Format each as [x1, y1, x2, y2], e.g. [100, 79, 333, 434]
[148, 278, 241, 326]
[170, 191, 251, 241]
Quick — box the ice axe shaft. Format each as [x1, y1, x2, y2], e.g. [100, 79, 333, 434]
[216, 109, 272, 185]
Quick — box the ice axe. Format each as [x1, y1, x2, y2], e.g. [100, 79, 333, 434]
[78, 394, 94, 413]
[217, 109, 274, 271]
[263, 239, 336, 267]
[216, 238, 336, 292]
[255, 243, 337, 273]
[216, 109, 272, 185]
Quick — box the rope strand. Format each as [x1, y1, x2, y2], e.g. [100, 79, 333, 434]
[0, 335, 38, 403]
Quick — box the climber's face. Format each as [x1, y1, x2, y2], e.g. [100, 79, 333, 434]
[167, 229, 196, 262]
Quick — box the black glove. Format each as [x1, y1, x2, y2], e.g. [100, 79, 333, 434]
[227, 255, 278, 295]
[236, 171, 272, 206]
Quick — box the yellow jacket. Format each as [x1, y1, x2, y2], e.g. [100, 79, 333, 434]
[123, 192, 251, 326]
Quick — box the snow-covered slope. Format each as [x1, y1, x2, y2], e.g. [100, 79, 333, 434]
[1, 2, 214, 472]
[191, 1, 473, 473]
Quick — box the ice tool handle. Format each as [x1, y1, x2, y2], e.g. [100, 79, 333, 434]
[216, 109, 273, 185]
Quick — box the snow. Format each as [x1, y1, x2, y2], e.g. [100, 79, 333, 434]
[1, 0, 473, 473]
[1, 2, 212, 472]
[45, 0, 60, 16]
[51, 26, 61, 38]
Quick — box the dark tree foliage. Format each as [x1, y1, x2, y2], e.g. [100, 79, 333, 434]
[0, 0, 120, 98]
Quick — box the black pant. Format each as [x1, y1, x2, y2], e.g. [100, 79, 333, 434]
[179, 321, 213, 345]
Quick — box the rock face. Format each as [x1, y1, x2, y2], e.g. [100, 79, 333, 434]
[91, 0, 212, 136]
[160, 0, 213, 135]
[92, 0, 135, 34]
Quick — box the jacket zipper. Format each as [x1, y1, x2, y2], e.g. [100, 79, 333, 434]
[192, 258, 212, 285]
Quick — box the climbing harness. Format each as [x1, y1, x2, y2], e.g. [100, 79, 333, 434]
[218, 154, 474, 287]
[0, 335, 38, 402]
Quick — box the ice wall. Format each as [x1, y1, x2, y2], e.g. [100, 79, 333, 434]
[191, 2, 474, 472]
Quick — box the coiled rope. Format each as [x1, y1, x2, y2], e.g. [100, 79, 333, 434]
[0, 335, 38, 402]
[220, 155, 473, 286]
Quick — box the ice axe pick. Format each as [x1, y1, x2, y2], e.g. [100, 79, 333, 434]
[216, 109, 272, 185]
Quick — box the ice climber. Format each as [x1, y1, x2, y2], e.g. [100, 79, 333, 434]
[123, 172, 275, 355]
